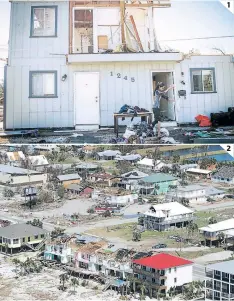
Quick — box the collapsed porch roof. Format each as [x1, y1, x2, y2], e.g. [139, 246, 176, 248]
[71, 0, 171, 8]
[9, 0, 170, 7]
[67, 52, 182, 63]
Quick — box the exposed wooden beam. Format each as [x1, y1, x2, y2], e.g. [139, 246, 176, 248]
[120, 0, 127, 50]
[129, 15, 144, 52]
[69, 1, 75, 54]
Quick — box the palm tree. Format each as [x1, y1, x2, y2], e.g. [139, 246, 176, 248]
[129, 275, 137, 296]
[169, 184, 177, 190]
[180, 197, 189, 207]
[173, 155, 180, 163]
[183, 280, 204, 299]
[217, 232, 226, 248]
[12, 258, 21, 274]
[172, 164, 180, 175]
[139, 282, 147, 300]
[70, 277, 79, 293]
[208, 217, 217, 224]
[132, 229, 141, 241]
[206, 197, 214, 204]
[168, 286, 176, 300]
[160, 166, 170, 174]
[155, 184, 160, 194]
[187, 222, 198, 237]
[147, 283, 153, 299]
[60, 273, 69, 291]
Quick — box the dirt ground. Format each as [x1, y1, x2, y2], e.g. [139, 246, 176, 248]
[0, 125, 207, 144]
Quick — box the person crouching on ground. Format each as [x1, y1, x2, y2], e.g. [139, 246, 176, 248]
[152, 82, 174, 127]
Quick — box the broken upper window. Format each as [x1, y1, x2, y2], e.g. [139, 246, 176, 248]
[31, 6, 57, 37]
[30, 71, 57, 98]
[191, 68, 216, 93]
[73, 9, 93, 53]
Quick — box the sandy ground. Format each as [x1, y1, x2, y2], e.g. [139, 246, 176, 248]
[194, 250, 233, 264]
[31, 198, 95, 218]
[0, 254, 183, 301]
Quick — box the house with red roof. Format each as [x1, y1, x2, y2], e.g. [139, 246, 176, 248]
[132, 253, 193, 296]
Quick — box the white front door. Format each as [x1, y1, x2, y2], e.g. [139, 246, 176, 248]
[166, 72, 176, 121]
[74, 72, 100, 129]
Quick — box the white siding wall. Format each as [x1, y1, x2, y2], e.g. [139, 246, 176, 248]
[177, 189, 207, 203]
[7, 56, 234, 128]
[0, 173, 11, 183]
[69, 61, 177, 127]
[0, 172, 47, 185]
[11, 173, 47, 185]
[177, 190, 205, 198]
[178, 55, 234, 124]
[6, 1, 70, 129]
[212, 177, 234, 184]
[165, 265, 193, 289]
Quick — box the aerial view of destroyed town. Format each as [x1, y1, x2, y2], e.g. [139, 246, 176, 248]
[0, 144, 233, 301]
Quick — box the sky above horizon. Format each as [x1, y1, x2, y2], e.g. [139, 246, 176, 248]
[0, 0, 233, 80]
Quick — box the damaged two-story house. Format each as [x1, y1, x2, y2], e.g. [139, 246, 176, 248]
[4, 0, 234, 130]
[143, 201, 195, 231]
[74, 242, 133, 279]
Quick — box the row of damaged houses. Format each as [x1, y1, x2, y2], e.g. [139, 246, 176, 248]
[41, 228, 234, 300]
[43, 236, 193, 296]
[0, 222, 193, 296]
[3, 221, 234, 300]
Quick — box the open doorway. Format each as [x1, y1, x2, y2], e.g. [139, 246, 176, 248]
[152, 71, 176, 122]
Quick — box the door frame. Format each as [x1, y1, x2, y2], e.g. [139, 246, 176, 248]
[73, 71, 101, 127]
[150, 70, 177, 121]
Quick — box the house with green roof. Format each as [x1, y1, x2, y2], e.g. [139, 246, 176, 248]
[139, 173, 178, 195]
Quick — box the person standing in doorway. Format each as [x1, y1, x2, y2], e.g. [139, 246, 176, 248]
[152, 82, 174, 127]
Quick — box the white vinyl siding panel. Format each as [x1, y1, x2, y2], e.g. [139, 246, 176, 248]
[32, 7, 56, 37]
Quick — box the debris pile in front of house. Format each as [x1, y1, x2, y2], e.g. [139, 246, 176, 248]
[109, 121, 180, 144]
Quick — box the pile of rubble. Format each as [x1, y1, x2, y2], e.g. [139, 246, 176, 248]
[46, 213, 105, 227]
[109, 121, 180, 144]
[0, 219, 11, 227]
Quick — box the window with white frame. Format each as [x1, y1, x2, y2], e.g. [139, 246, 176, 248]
[190, 68, 216, 93]
[29, 71, 57, 98]
[215, 270, 221, 276]
[31, 6, 57, 37]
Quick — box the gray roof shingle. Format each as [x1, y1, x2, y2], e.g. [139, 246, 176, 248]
[0, 224, 48, 239]
[208, 260, 234, 274]
[0, 164, 40, 175]
[212, 166, 234, 179]
[57, 174, 81, 181]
